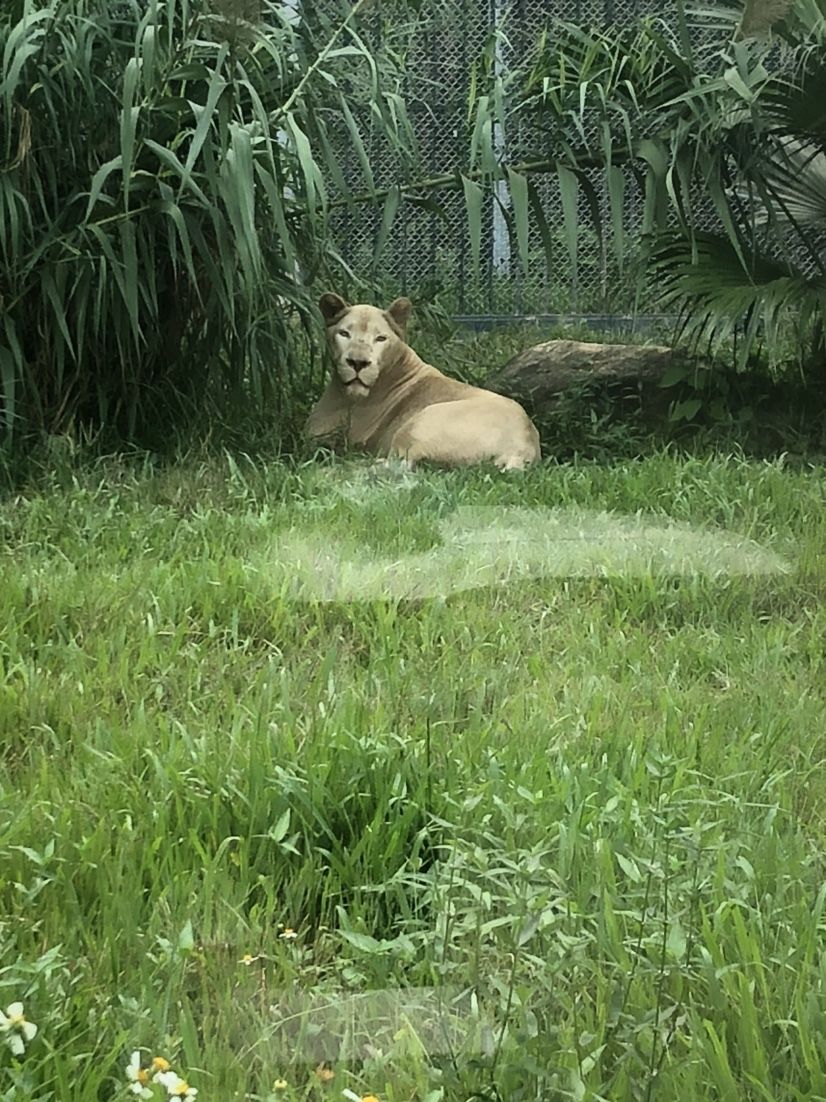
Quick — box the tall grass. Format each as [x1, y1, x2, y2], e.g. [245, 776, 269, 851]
[0, 0, 421, 447]
[1, 448, 825, 1099]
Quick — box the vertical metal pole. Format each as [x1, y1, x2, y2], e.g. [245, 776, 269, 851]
[490, 0, 511, 313]
[428, 24, 439, 286]
[458, 0, 469, 313]
[277, 0, 302, 280]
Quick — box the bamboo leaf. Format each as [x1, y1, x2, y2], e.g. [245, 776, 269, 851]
[469, 96, 494, 175]
[139, 21, 156, 94]
[284, 113, 326, 222]
[156, 198, 195, 282]
[506, 167, 530, 273]
[338, 96, 375, 194]
[85, 155, 123, 221]
[121, 58, 141, 211]
[1, 11, 51, 108]
[312, 116, 349, 202]
[373, 185, 400, 272]
[462, 174, 485, 277]
[607, 164, 625, 272]
[527, 179, 555, 284]
[119, 219, 142, 346]
[41, 269, 75, 359]
[556, 164, 579, 288]
[219, 131, 261, 285]
[168, 63, 211, 81]
[88, 224, 128, 308]
[253, 162, 297, 274]
[180, 45, 229, 188]
[188, 217, 233, 317]
[407, 194, 450, 224]
[144, 140, 211, 206]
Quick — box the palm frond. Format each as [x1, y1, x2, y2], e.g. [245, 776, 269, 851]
[743, 138, 826, 233]
[650, 231, 826, 366]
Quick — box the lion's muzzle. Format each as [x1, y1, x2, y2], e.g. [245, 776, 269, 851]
[338, 354, 378, 397]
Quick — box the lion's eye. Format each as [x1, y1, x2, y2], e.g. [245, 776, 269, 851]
[375, 334, 388, 342]
[338, 330, 350, 339]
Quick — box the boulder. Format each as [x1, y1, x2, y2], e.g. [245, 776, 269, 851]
[488, 339, 678, 411]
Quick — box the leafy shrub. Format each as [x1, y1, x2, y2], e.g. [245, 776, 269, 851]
[0, 0, 415, 447]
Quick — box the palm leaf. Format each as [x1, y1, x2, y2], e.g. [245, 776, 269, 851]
[748, 138, 826, 234]
[650, 231, 826, 366]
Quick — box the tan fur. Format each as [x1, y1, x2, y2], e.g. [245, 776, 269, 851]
[306, 293, 541, 470]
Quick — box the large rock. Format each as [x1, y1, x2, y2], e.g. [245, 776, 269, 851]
[488, 339, 678, 410]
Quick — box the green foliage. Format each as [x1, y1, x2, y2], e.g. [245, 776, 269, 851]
[0, 0, 418, 448]
[468, 0, 826, 369]
[1, 451, 825, 1098]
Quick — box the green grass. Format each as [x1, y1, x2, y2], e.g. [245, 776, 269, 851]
[1, 448, 825, 1102]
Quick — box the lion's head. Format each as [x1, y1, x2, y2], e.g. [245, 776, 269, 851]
[319, 293, 413, 401]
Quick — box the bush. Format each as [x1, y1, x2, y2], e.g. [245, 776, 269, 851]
[0, 0, 415, 449]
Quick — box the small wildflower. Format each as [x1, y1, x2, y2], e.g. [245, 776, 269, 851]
[152, 1056, 172, 1074]
[0, 1003, 38, 1057]
[156, 1070, 198, 1099]
[273, 1079, 288, 1091]
[314, 1064, 335, 1083]
[279, 928, 298, 940]
[125, 1052, 153, 1099]
[342, 1092, 378, 1102]
[239, 953, 257, 965]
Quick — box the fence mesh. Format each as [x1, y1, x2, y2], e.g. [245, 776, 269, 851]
[327, 0, 714, 320]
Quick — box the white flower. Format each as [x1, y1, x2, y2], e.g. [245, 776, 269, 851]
[0, 1002, 38, 1056]
[125, 1051, 154, 1099]
[156, 1070, 198, 1099]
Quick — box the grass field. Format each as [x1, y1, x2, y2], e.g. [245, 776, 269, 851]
[1, 447, 825, 1102]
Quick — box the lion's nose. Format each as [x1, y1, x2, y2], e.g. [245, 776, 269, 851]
[346, 356, 371, 372]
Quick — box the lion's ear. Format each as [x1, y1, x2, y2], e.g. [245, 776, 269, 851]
[386, 297, 413, 336]
[319, 292, 349, 325]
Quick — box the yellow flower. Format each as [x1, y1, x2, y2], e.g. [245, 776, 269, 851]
[152, 1056, 172, 1073]
[273, 1080, 288, 1091]
[239, 953, 256, 965]
[279, 928, 298, 940]
[314, 1064, 335, 1083]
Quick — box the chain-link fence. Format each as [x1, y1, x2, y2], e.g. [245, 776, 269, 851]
[328, 0, 712, 324]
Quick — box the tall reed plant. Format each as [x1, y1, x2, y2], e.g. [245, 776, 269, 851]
[0, 0, 419, 447]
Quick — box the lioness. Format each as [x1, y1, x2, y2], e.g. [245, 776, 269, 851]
[306, 293, 541, 470]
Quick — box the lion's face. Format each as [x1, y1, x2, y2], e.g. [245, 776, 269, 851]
[319, 293, 413, 401]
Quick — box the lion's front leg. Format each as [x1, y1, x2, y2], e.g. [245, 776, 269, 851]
[306, 384, 350, 452]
